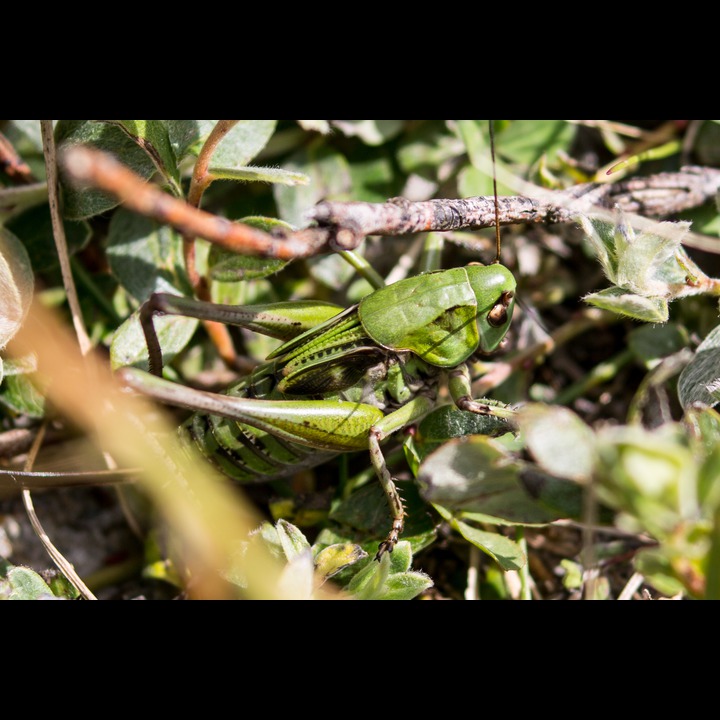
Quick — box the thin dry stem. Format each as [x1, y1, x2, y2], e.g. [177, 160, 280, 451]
[618, 572, 645, 600]
[21, 422, 97, 600]
[41, 121, 93, 356]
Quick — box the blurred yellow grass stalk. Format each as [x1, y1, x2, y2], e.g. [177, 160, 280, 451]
[9, 299, 342, 600]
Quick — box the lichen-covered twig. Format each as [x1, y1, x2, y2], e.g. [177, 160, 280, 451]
[63, 146, 720, 257]
[311, 166, 720, 237]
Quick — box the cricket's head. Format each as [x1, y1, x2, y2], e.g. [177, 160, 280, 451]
[466, 263, 516, 353]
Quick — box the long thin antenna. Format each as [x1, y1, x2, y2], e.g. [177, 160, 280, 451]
[489, 119, 501, 263]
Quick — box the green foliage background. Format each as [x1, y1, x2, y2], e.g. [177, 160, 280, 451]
[2, 119, 720, 600]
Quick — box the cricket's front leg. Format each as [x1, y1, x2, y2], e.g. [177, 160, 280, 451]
[448, 364, 516, 421]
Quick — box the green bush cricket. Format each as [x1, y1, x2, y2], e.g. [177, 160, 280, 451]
[111, 121, 518, 559]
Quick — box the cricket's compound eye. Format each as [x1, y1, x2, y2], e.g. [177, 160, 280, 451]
[487, 291, 514, 328]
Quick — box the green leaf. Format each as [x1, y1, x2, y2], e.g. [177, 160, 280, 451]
[397, 121, 465, 178]
[209, 166, 310, 186]
[455, 120, 491, 171]
[613, 220, 695, 298]
[208, 216, 290, 282]
[414, 404, 510, 460]
[0, 372, 45, 417]
[276, 519, 311, 562]
[101, 120, 180, 193]
[692, 121, 720, 166]
[517, 404, 597, 482]
[579, 211, 720, 303]
[164, 120, 217, 160]
[458, 165, 494, 198]
[331, 120, 404, 146]
[163, 121, 278, 167]
[5, 205, 90, 273]
[329, 480, 436, 555]
[274, 140, 352, 227]
[346, 552, 391, 599]
[628, 323, 689, 369]
[633, 548, 687, 597]
[307, 253, 358, 291]
[418, 436, 556, 523]
[342, 543, 429, 600]
[513, 467, 584, 521]
[56, 120, 159, 219]
[376, 571, 434, 600]
[446, 513, 526, 571]
[595, 424, 696, 537]
[0, 228, 34, 349]
[679, 324, 720, 409]
[385, 540, 413, 574]
[686, 407, 720, 512]
[211, 120, 277, 168]
[706, 506, 720, 599]
[110, 307, 199, 371]
[0, 566, 58, 600]
[495, 120, 575, 167]
[106, 208, 191, 301]
[3, 120, 44, 153]
[577, 214, 618, 283]
[348, 155, 396, 203]
[584, 287, 669, 323]
[313, 543, 368, 580]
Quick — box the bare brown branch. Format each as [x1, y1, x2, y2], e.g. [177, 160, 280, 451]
[311, 167, 720, 238]
[62, 146, 332, 258]
[62, 146, 720, 258]
[41, 121, 94, 356]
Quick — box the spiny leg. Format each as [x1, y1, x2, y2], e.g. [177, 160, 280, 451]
[368, 428, 405, 560]
[369, 395, 435, 560]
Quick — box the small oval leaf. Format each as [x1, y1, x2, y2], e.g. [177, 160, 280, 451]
[276, 519, 311, 562]
[107, 209, 191, 301]
[376, 571, 434, 600]
[1, 566, 58, 600]
[209, 166, 309, 186]
[211, 120, 277, 168]
[314, 543, 368, 580]
[208, 217, 290, 282]
[517, 404, 597, 483]
[56, 120, 159, 219]
[452, 518, 526, 571]
[584, 287, 669, 323]
[101, 120, 181, 193]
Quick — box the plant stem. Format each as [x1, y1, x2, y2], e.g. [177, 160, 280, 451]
[41, 121, 92, 356]
[516, 527, 532, 600]
[21, 421, 97, 600]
